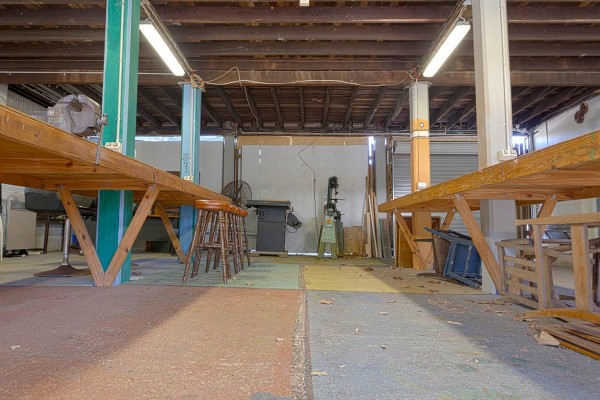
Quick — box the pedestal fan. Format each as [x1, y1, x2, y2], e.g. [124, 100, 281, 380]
[222, 181, 252, 208]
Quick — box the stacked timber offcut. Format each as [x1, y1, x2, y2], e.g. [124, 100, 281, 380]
[363, 170, 392, 258]
[531, 320, 600, 360]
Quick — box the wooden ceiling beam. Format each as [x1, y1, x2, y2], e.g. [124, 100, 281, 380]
[3, 41, 598, 58]
[513, 87, 555, 115]
[138, 87, 180, 127]
[216, 86, 242, 128]
[270, 87, 284, 128]
[298, 87, 305, 129]
[4, 70, 600, 87]
[322, 87, 331, 127]
[161, 87, 182, 112]
[507, 6, 600, 24]
[431, 87, 471, 125]
[446, 99, 476, 129]
[525, 87, 599, 128]
[137, 105, 161, 127]
[344, 87, 358, 130]
[3, 24, 599, 44]
[364, 87, 387, 128]
[201, 97, 222, 127]
[1, 57, 599, 74]
[384, 90, 409, 130]
[0, 25, 437, 43]
[516, 86, 579, 125]
[155, 5, 453, 24]
[509, 24, 600, 41]
[72, 85, 102, 104]
[9, 85, 54, 107]
[244, 87, 263, 129]
[2, 5, 597, 27]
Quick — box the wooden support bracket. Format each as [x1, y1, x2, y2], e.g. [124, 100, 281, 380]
[394, 210, 427, 270]
[531, 195, 558, 241]
[155, 202, 185, 263]
[57, 186, 105, 286]
[440, 208, 456, 231]
[103, 185, 160, 286]
[452, 194, 502, 291]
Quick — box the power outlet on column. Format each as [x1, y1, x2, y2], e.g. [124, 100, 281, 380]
[498, 149, 517, 161]
[105, 142, 122, 153]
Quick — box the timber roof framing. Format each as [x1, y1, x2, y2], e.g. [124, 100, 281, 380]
[0, 0, 598, 135]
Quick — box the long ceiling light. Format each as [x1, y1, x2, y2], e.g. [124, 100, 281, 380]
[139, 21, 185, 77]
[422, 20, 471, 78]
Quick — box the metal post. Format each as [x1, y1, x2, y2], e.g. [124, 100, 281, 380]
[97, 0, 141, 284]
[179, 82, 202, 254]
[409, 81, 432, 268]
[473, 0, 517, 293]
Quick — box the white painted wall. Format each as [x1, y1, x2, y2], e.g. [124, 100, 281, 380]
[241, 144, 368, 253]
[1, 89, 46, 253]
[532, 94, 600, 224]
[134, 139, 224, 192]
[533, 95, 600, 150]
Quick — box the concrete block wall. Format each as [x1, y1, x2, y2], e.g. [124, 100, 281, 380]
[241, 144, 368, 253]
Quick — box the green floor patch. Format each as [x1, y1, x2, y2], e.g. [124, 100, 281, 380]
[127, 258, 300, 290]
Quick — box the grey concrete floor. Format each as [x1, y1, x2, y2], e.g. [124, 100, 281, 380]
[306, 291, 599, 400]
[0, 253, 598, 399]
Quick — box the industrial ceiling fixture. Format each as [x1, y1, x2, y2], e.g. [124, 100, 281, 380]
[422, 20, 471, 78]
[139, 0, 198, 81]
[139, 21, 185, 77]
[420, 0, 471, 78]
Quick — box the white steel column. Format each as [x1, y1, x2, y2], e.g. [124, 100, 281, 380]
[223, 136, 236, 187]
[0, 84, 7, 105]
[473, 0, 517, 293]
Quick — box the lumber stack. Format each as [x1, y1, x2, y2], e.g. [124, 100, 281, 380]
[531, 320, 600, 360]
[363, 169, 383, 258]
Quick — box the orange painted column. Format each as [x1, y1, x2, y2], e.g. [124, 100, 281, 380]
[409, 82, 432, 269]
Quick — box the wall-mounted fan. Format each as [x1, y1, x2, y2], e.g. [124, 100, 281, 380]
[222, 180, 252, 208]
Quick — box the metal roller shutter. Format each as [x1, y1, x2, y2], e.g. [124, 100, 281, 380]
[393, 140, 479, 235]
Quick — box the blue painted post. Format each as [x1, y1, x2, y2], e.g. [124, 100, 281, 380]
[179, 83, 202, 254]
[98, 0, 140, 284]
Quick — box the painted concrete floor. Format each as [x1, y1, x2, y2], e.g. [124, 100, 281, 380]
[0, 252, 598, 399]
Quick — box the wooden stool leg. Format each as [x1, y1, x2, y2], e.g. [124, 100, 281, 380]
[242, 218, 251, 267]
[218, 210, 231, 282]
[191, 210, 211, 278]
[182, 209, 204, 282]
[205, 212, 219, 273]
[237, 214, 245, 270]
[230, 212, 241, 274]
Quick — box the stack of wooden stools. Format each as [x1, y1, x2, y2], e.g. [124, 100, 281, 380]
[182, 200, 251, 283]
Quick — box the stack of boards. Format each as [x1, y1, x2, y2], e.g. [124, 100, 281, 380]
[531, 320, 600, 360]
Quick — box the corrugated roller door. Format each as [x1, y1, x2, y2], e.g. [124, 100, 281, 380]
[393, 140, 479, 235]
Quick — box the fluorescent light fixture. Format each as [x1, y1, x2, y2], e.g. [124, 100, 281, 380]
[139, 21, 185, 76]
[299, 0, 309, 6]
[422, 20, 470, 78]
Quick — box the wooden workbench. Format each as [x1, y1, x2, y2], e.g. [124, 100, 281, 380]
[379, 129, 600, 293]
[0, 104, 230, 286]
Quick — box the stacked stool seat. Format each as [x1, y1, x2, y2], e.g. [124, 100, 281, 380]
[182, 199, 250, 284]
[183, 200, 231, 283]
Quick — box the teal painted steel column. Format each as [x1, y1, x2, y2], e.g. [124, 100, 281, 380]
[98, 0, 140, 284]
[179, 83, 202, 254]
